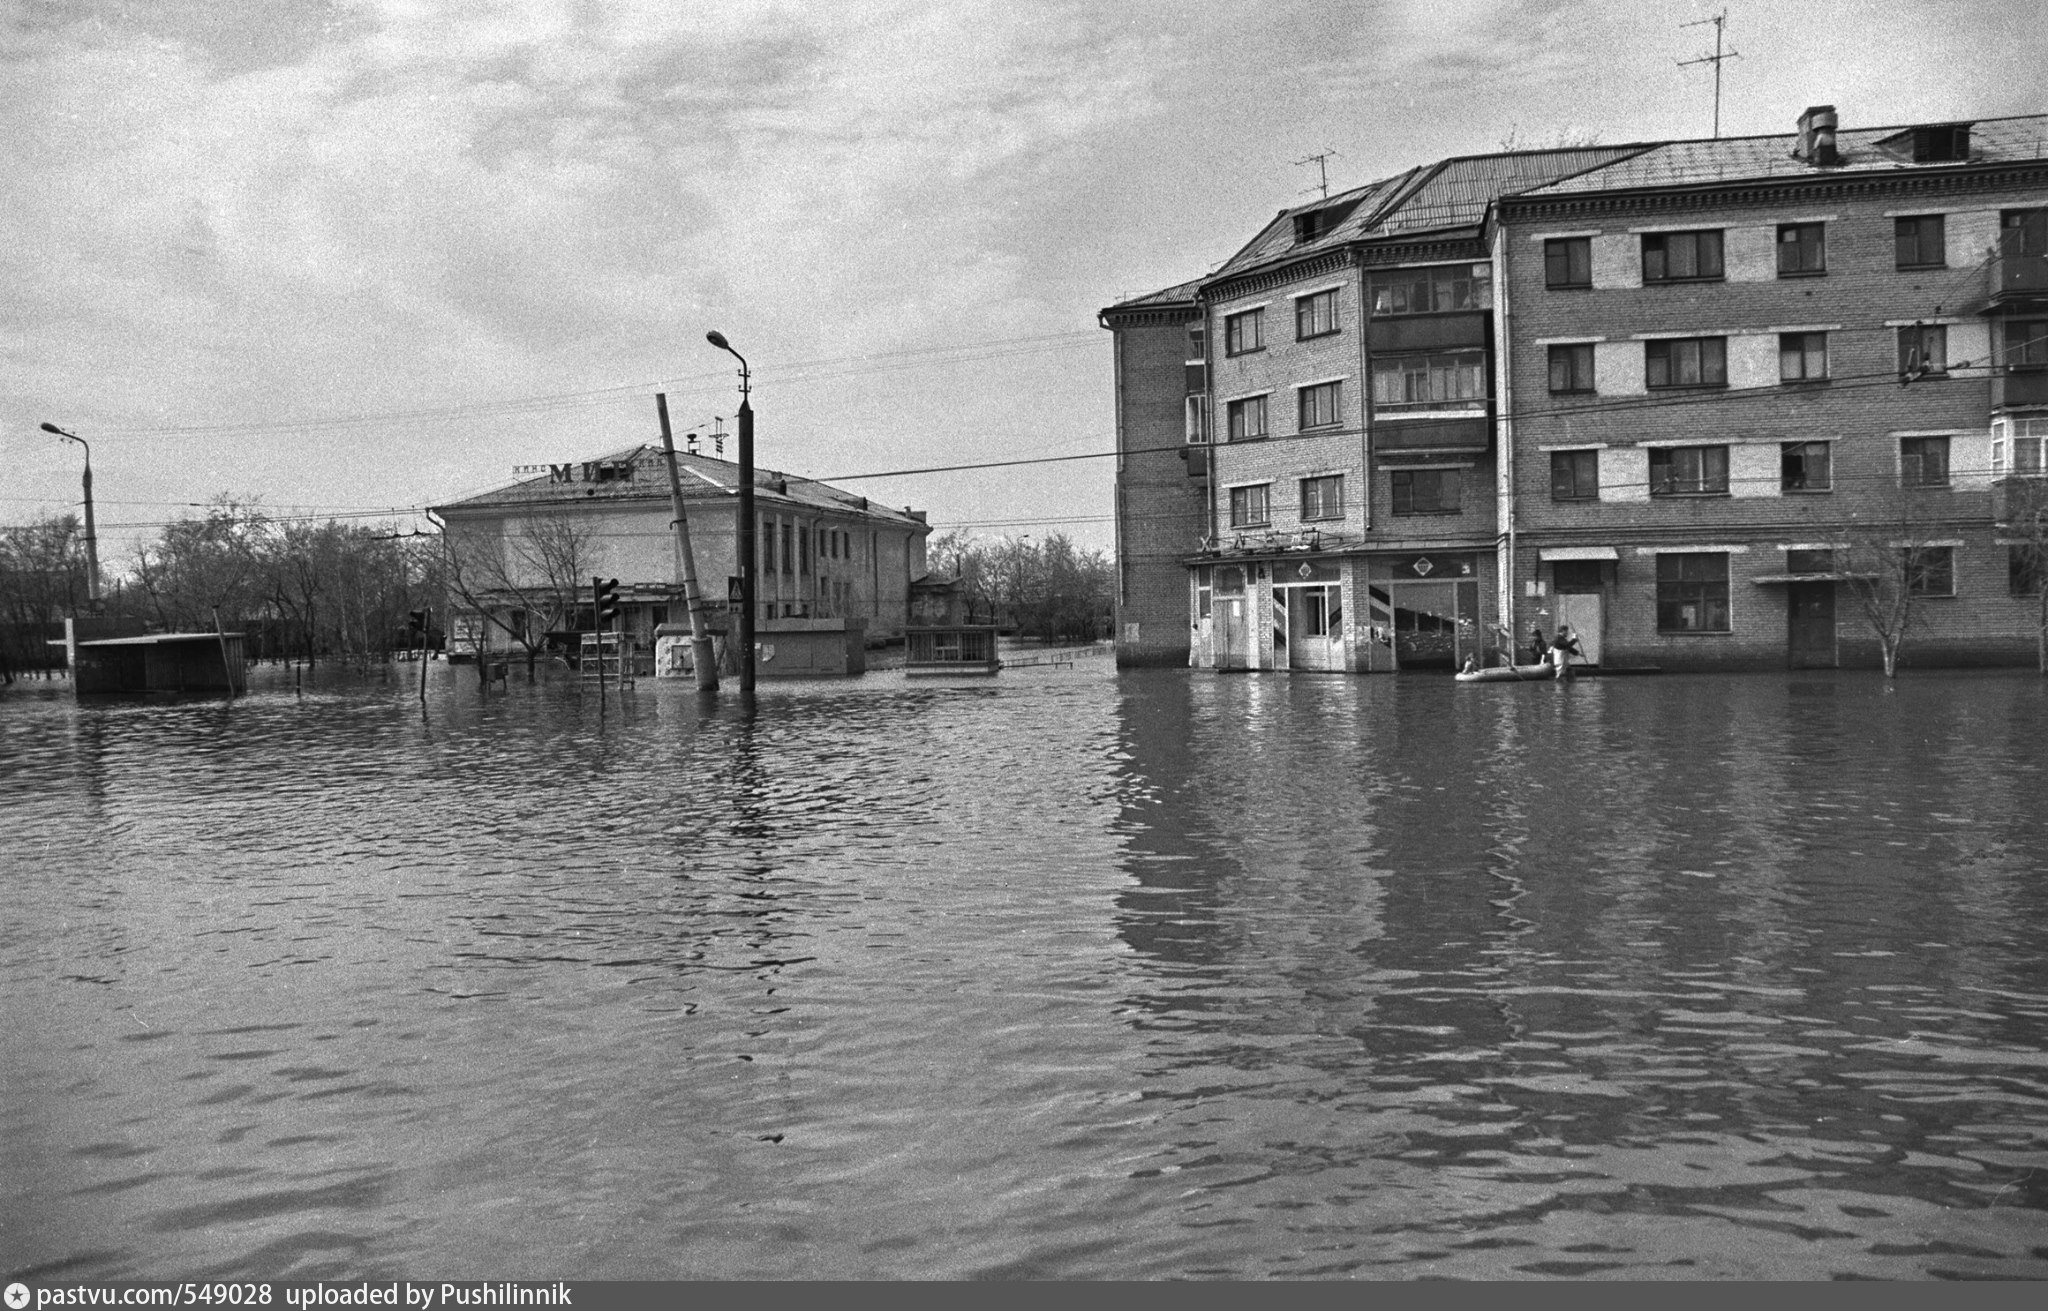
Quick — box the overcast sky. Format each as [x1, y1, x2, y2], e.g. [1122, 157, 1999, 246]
[6, 0, 2044, 560]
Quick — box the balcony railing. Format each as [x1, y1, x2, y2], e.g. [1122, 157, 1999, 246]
[1990, 240, 2048, 303]
[1992, 367, 2048, 411]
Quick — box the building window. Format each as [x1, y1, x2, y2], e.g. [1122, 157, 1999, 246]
[1226, 395, 1268, 442]
[781, 523, 795, 576]
[1295, 290, 1339, 339]
[1781, 441, 1832, 492]
[762, 524, 775, 573]
[1641, 230, 1724, 282]
[2005, 209, 2048, 256]
[1297, 380, 1342, 430]
[1550, 450, 1599, 501]
[1905, 546, 1956, 597]
[1298, 474, 1343, 521]
[1777, 222, 1826, 275]
[1229, 484, 1271, 528]
[1545, 237, 1592, 289]
[1548, 343, 1595, 393]
[1645, 337, 1727, 388]
[1898, 324, 1948, 378]
[1780, 332, 1828, 382]
[1895, 215, 1946, 268]
[1391, 468, 1463, 515]
[1194, 566, 1213, 618]
[1656, 553, 1731, 632]
[1901, 435, 1951, 488]
[2011, 546, 2044, 596]
[2002, 319, 2048, 367]
[1650, 445, 1730, 496]
[1224, 308, 1264, 356]
[800, 525, 811, 575]
[1368, 263, 1492, 315]
[1993, 419, 2048, 477]
[1370, 351, 1486, 411]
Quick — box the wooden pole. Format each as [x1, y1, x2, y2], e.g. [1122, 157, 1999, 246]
[656, 395, 720, 691]
[210, 605, 236, 699]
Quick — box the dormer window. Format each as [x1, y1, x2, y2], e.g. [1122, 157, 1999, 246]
[1294, 209, 1337, 243]
[1880, 123, 1973, 163]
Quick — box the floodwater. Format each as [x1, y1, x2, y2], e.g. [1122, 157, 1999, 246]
[4, 659, 2048, 1281]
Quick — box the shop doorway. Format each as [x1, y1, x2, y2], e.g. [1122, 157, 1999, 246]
[1787, 582, 1837, 668]
[1277, 583, 1342, 670]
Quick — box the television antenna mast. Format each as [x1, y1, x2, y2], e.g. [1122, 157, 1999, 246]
[1294, 149, 1339, 200]
[1678, 10, 1740, 139]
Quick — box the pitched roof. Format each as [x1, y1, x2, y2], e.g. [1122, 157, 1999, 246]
[1518, 112, 2048, 197]
[431, 444, 925, 526]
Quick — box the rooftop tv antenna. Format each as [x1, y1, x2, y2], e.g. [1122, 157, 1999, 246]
[1294, 149, 1339, 200]
[1678, 10, 1740, 139]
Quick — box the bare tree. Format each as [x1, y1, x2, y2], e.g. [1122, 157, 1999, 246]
[440, 509, 594, 679]
[1838, 486, 1949, 678]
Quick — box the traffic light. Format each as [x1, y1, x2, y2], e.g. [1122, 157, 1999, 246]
[407, 608, 428, 634]
[593, 577, 621, 627]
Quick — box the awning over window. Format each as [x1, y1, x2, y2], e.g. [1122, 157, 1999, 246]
[1538, 546, 1619, 561]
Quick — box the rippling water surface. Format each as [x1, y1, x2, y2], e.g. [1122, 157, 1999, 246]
[5, 661, 2048, 1280]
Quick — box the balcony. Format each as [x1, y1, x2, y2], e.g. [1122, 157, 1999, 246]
[1989, 234, 2048, 308]
[1374, 415, 1491, 460]
[1993, 476, 2048, 529]
[1181, 443, 1208, 480]
[1993, 367, 2048, 412]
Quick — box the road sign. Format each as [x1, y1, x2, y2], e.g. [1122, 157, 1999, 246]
[728, 576, 743, 604]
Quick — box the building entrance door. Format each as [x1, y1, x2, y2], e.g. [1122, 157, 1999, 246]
[1554, 592, 1604, 667]
[1787, 582, 1837, 668]
[1216, 595, 1249, 669]
[1281, 584, 1342, 670]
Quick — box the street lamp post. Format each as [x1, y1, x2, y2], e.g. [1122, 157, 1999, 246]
[39, 422, 101, 614]
[705, 331, 756, 694]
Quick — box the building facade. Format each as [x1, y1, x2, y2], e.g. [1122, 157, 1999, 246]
[1106, 105, 2048, 673]
[430, 446, 930, 659]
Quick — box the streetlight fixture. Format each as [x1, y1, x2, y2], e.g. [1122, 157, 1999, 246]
[705, 330, 755, 694]
[39, 422, 102, 614]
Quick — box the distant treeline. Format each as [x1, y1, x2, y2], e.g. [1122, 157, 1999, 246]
[0, 500, 441, 671]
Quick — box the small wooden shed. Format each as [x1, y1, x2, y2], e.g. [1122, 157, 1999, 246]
[71, 632, 247, 695]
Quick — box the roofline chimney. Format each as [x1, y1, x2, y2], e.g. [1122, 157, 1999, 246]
[1795, 104, 1840, 167]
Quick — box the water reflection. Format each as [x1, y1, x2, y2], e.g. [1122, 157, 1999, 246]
[4, 664, 2047, 1279]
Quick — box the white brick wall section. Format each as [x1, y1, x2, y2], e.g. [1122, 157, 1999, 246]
[1594, 340, 1645, 395]
[1728, 332, 1780, 390]
[1730, 442, 1782, 498]
[1724, 225, 1777, 283]
[1954, 429, 1995, 489]
[1591, 233, 1640, 290]
[1601, 446, 1649, 502]
[1950, 320, 1992, 373]
[1949, 209, 2002, 266]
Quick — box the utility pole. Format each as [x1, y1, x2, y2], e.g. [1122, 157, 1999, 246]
[655, 393, 720, 691]
[1294, 149, 1339, 200]
[1678, 10, 1740, 139]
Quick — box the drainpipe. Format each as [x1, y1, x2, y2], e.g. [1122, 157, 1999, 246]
[1490, 220, 1517, 660]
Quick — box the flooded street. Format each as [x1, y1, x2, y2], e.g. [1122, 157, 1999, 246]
[5, 662, 2048, 1279]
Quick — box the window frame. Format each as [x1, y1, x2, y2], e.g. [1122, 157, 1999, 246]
[1895, 214, 1947, 269]
[1900, 435, 1952, 489]
[1368, 262, 1493, 316]
[1548, 342, 1596, 394]
[1225, 394, 1269, 443]
[1649, 444, 1731, 497]
[1544, 237, 1592, 289]
[1898, 324, 1949, 378]
[1779, 331, 1828, 383]
[1295, 289, 1339, 340]
[1780, 440, 1832, 493]
[1390, 467, 1464, 516]
[1549, 449, 1600, 502]
[1369, 350, 1487, 412]
[1641, 229, 1725, 283]
[1299, 474, 1344, 522]
[1297, 380, 1342, 431]
[1655, 552, 1732, 634]
[1776, 222, 1826, 276]
[1223, 308, 1265, 356]
[1645, 336, 1728, 389]
[1904, 545, 1956, 598]
[1228, 483, 1272, 529]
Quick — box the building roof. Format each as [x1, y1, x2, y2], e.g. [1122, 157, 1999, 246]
[431, 444, 927, 528]
[1518, 112, 2048, 197]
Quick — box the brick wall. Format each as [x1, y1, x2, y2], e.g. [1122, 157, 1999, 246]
[1108, 308, 1204, 666]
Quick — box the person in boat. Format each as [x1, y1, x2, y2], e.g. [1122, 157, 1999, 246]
[1462, 654, 1478, 675]
[1550, 624, 1582, 681]
[1527, 624, 1548, 666]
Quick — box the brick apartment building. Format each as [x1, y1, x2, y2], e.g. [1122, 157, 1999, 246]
[1103, 105, 2048, 672]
